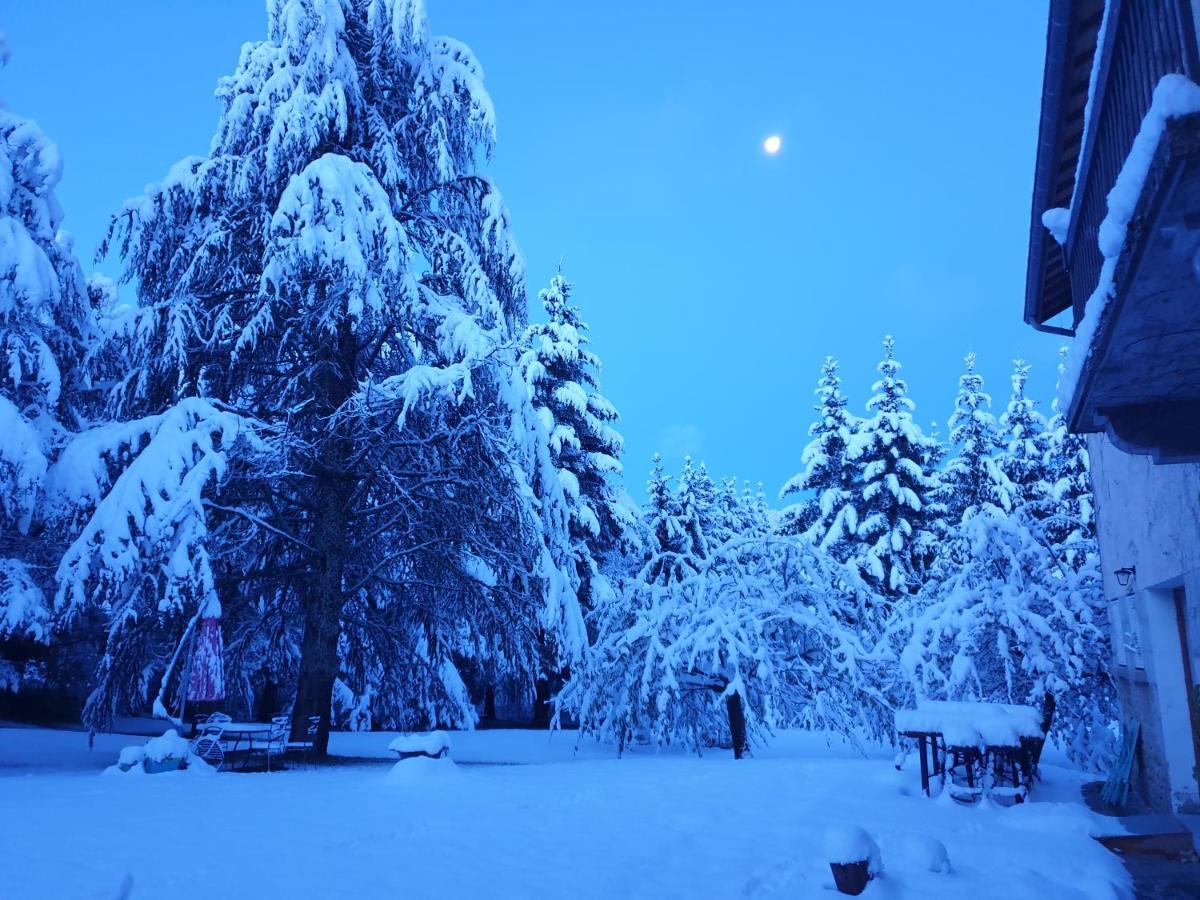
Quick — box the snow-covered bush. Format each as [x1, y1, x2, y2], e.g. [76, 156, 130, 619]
[562, 521, 889, 757]
[899, 511, 1116, 769]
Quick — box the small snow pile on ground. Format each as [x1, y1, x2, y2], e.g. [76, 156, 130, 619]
[898, 833, 951, 874]
[387, 730, 450, 757]
[385, 754, 460, 785]
[824, 824, 883, 874]
[106, 729, 210, 776]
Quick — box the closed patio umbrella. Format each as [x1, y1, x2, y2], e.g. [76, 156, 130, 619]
[185, 596, 225, 723]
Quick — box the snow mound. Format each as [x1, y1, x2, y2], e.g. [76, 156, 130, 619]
[385, 755, 461, 785]
[900, 834, 952, 874]
[388, 731, 450, 757]
[824, 825, 883, 873]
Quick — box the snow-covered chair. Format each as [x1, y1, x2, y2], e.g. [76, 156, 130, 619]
[253, 716, 289, 772]
[191, 724, 225, 771]
[286, 715, 321, 762]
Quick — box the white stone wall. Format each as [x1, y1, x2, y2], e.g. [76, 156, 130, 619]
[1089, 433, 1200, 812]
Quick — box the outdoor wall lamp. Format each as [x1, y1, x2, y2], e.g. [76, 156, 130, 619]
[1114, 566, 1137, 588]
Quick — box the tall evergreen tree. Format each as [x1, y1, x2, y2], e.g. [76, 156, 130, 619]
[642, 454, 698, 586]
[850, 336, 940, 601]
[0, 35, 95, 663]
[998, 359, 1051, 517]
[90, 0, 576, 752]
[941, 353, 1010, 526]
[676, 456, 719, 561]
[522, 269, 633, 611]
[1045, 347, 1095, 571]
[779, 357, 860, 557]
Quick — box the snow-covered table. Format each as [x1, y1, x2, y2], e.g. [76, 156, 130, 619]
[896, 701, 1047, 800]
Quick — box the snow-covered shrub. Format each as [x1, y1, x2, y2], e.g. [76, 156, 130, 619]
[561, 526, 889, 757]
[899, 511, 1116, 769]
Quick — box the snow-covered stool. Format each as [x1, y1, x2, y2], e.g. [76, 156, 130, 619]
[896, 700, 1046, 802]
[388, 731, 450, 761]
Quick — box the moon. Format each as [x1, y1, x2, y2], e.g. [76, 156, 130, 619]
[763, 135, 782, 155]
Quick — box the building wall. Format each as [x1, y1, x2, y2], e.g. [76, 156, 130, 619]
[1089, 434, 1200, 812]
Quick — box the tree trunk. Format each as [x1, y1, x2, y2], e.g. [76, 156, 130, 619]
[726, 691, 749, 760]
[290, 470, 352, 757]
[289, 324, 357, 758]
[482, 684, 497, 724]
[532, 676, 554, 728]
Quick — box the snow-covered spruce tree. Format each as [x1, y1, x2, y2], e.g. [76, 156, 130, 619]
[849, 336, 941, 604]
[779, 356, 859, 558]
[940, 353, 1011, 526]
[99, 0, 577, 753]
[1044, 347, 1095, 571]
[676, 456, 719, 560]
[0, 34, 97, 686]
[521, 269, 634, 610]
[561, 527, 889, 760]
[901, 511, 1116, 769]
[997, 359, 1051, 517]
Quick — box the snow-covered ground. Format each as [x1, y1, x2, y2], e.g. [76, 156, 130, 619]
[0, 726, 1129, 899]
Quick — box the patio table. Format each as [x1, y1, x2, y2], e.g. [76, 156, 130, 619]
[896, 700, 1045, 799]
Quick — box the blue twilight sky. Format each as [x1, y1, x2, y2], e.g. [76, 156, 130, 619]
[2, 1, 1064, 500]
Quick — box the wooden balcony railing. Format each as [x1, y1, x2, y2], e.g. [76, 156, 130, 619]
[1064, 0, 1199, 325]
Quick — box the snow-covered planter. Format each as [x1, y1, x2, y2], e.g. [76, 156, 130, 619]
[113, 729, 195, 774]
[824, 825, 883, 896]
[388, 731, 450, 760]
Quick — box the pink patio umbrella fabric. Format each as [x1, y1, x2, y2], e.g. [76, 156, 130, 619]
[187, 599, 225, 708]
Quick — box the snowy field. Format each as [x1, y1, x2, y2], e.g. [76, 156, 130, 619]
[0, 726, 1130, 899]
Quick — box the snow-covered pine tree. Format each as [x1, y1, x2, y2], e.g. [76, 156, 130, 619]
[997, 359, 1052, 518]
[850, 336, 940, 603]
[0, 34, 95, 675]
[521, 269, 634, 610]
[95, 0, 576, 752]
[640, 454, 700, 586]
[1044, 346, 1095, 572]
[676, 456, 719, 561]
[940, 353, 1010, 526]
[779, 356, 859, 557]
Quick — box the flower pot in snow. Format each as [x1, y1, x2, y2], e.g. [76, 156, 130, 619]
[829, 860, 870, 895]
[824, 825, 882, 896]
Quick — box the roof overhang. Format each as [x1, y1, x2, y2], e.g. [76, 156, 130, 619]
[1068, 112, 1200, 462]
[1024, 0, 1105, 332]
